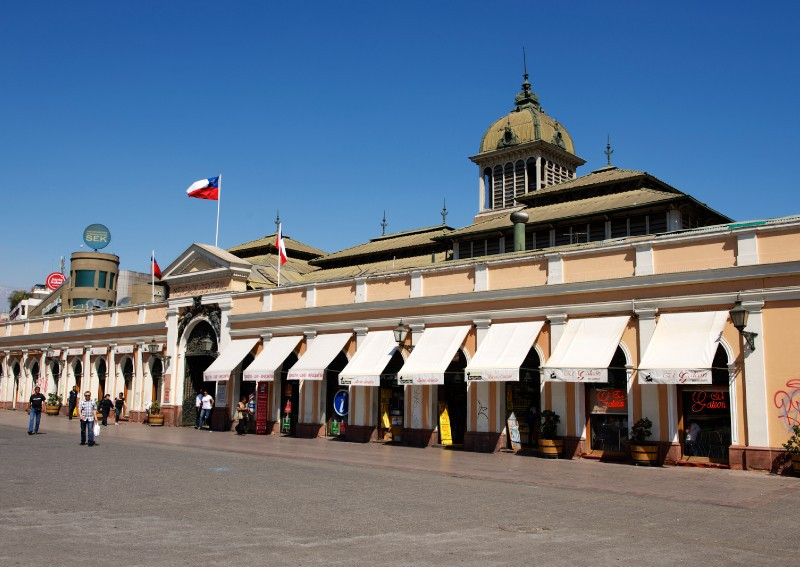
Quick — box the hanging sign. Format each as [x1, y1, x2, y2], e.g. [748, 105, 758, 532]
[438, 402, 453, 446]
[256, 381, 269, 435]
[83, 223, 111, 250]
[333, 389, 349, 416]
[507, 412, 522, 452]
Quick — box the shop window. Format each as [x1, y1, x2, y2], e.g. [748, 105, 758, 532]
[74, 270, 96, 288]
[588, 348, 628, 453]
[98, 271, 108, 288]
[505, 349, 541, 447]
[681, 346, 731, 462]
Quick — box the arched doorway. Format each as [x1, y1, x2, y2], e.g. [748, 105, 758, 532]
[120, 358, 133, 413]
[439, 349, 468, 445]
[151, 358, 163, 404]
[183, 321, 218, 408]
[50, 361, 61, 393]
[378, 350, 405, 442]
[72, 359, 83, 391]
[505, 348, 541, 447]
[12, 362, 21, 404]
[279, 352, 299, 435]
[586, 347, 629, 454]
[680, 344, 731, 463]
[30, 361, 40, 394]
[96, 359, 107, 400]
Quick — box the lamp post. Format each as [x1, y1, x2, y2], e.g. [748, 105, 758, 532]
[393, 322, 414, 352]
[729, 299, 757, 351]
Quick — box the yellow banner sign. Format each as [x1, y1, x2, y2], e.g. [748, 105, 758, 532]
[438, 402, 452, 446]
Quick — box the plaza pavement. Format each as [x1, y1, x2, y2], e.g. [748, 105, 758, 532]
[1, 410, 799, 566]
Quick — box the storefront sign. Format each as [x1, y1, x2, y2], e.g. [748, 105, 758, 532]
[83, 223, 111, 250]
[115, 345, 134, 354]
[507, 412, 522, 451]
[638, 368, 711, 384]
[590, 388, 628, 414]
[438, 402, 452, 446]
[545, 368, 607, 383]
[256, 381, 269, 435]
[67, 348, 84, 356]
[90, 347, 107, 355]
[688, 391, 728, 414]
[215, 381, 228, 407]
[333, 389, 349, 416]
[45, 272, 66, 291]
[466, 369, 516, 382]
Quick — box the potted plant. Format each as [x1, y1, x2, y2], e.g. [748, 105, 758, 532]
[45, 392, 63, 416]
[782, 424, 800, 474]
[149, 400, 164, 426]
[628, 417, 659, 465]
[537, 410, 563, 458]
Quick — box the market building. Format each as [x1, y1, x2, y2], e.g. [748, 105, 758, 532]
[3, 73, 800, 473]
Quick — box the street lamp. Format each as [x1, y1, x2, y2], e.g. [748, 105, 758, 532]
[729, 299, 757, 351]
[393, 322, 414, 352]
[147, 339, 160, 355]
[200, 336, 214, 353]
[43, 345, 53, 357]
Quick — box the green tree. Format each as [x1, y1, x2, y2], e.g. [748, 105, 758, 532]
[8, 290, 29, 311]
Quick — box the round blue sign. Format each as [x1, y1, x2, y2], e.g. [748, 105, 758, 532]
[83, 224, 111, 250]
[333, 389, 349, 417]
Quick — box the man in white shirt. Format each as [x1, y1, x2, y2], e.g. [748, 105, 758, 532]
[78, 391, 97, 446]
[199, 392, 214, 430]
[194, 390, 204, 429]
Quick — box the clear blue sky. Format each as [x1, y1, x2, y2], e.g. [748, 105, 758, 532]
[2, 1, 799, 293]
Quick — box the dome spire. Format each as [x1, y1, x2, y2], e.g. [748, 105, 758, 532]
[515, 47, 539, 110]
[604, 135, 614, 166]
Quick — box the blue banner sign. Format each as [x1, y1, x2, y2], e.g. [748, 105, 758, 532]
[83, 224, 111, 250]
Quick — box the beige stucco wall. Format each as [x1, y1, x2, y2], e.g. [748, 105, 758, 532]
[758, 230, 800, 264]
[116, 309, 139, 327]
[272, 289, 306, 311]
[423, 269, 474, 296]
[762, 300, 800, 446]
[71, 314, 89, 330]
[317, 284, 356, 307]
[27, 320, 44, 335]
[654, 237, 737, 274]
[93, 312, 112, 328]
[366, 276, 410, 302]
[564, 249, 636, 283]
[48, 318, 66, 333]
[488, 260, 547, 290]
[232, 294, 262, 315]
[144, 306, 166, 324]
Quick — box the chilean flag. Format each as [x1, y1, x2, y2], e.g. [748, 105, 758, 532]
[152, 252, 162, 279]
[276, 223, 288, 265]
[186, 176, 220, 200]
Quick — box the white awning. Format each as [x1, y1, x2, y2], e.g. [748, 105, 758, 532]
[464, 321, 544, 382]
[638, 311, 728, 384]
[542, 316, 630, 383]
[242, 336, 303, 381]
[397, 326, 470, 385]
[339, 331, 398, 386]
[286, 333, 351, 381]
[203, 338, 259, 382]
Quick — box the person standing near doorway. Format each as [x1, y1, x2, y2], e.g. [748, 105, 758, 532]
[67, 386, 79, 420]
[194, 389, 204, 429]
[199, 390, 214, 430]
[28, 386, 46, 435]
[100, 394, 114, 426]
[114, 393, 125, 425]
[78, 391, 97, 446]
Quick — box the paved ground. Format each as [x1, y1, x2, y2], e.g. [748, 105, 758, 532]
[1, 411, 799, 566]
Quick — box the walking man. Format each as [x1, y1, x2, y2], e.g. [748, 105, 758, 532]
[67, 385, 78, 420]
[28, 386, 46, 435]
[199, 390, 214, 430]
[100, 394, 113, 426]
[78, 391, 97, 446]
[194, 389, 204, 429]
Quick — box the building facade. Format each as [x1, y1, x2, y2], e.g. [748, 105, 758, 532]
[2, 76, 799, 473]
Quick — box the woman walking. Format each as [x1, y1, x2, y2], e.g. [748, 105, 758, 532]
[114, 393, 126, 425]
[100, 394, 114, 426]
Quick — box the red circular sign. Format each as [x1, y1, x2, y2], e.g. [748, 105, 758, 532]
[46, 272, 66, 291]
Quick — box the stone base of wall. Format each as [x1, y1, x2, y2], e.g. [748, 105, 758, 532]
[259, 420, 278, 435]
[464, 431, 504, 453]
[403, 427, 435, 447]
[0, 402, 14, 410]
[729, 445, 793, 473]
[346, 424, 377, 443]
[563, 436, 585, 459]
[296, 421, 324, 438]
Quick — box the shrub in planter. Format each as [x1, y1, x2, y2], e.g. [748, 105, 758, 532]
[149, 400, 164, 426]
[538, 410, 563, 458]
[629, 417, 659, 466]
[782, 424, 800, 474]
[46, 392, 63, 415]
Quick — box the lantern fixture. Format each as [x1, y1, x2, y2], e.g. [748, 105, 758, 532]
[200, 336, 214, 353]
[147, 339, 161, 354]
[729, 298, 757, 351]
[393, 322, 414, 352]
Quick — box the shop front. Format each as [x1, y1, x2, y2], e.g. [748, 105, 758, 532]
[398, 325, 470, 447]
[203, 338, 259, 431]
[638, 311, 731, 465]
[542, 316, 630, 457]
[286, 332, 351, 438]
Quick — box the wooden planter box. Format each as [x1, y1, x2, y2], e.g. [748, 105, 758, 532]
[538, 438, 563, 458]
[791, 453, 800, 474]
[45, 405, 61, 416]
[630, 444, 660, 466]
[149, 414, 165, 426]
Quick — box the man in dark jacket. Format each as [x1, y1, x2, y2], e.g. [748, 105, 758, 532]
[67, 386, 79, 420]
[28, 386, 46, 435]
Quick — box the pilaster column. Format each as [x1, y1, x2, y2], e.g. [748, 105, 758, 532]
[134, 342, 145, 410]
[108, 344, 117, 400]
[741, 300, 769, 447]
[635, 308, 664, 439]
[83, 347, 92, 397]
[546, 314, 568, 437]
[471, 319, 494, 434]
[299, 331, 318, 424]
[21, 350, 29, 402]
[166, 306, 179, 404]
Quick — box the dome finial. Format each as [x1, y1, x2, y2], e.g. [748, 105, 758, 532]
[604, 135, 614, 166]
[381, 210, 388, 236]
[441, 199, 448, 225]
[515, 47, 539, 110]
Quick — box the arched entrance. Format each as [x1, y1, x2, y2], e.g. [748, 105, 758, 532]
[439, 349, 468, 445]
[151, 358, 164, 404]
[12, 362, 21, 404]
[679, 344, 731, 463]
[182, 320, 218, 425]
[586, 347, 629, 454]
[50, 361, 61, 393]
[30, 361, 40, 394]
[72, 359, 83, 391]
[505, 348, 541, 447]
[279, 352, 299, 435]
[121, 358, 133, 412]
[96, 359, 107, 399]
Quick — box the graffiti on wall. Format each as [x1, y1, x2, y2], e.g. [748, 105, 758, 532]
[477, 399, 489, 426]
[773, 379, 800, 431]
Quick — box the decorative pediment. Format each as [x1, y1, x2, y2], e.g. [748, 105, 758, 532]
[161, 244, 252, 296]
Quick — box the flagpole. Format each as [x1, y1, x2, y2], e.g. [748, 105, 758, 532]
[151, 250, 155, 303]
[215, 174, 222, 247]
[276, 222, 282, 288]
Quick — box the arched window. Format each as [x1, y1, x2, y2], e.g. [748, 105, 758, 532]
[31, 362, 40, 389]
[73, 360, 83, 390]
[51, 362, 61, 389]
[483, 168, 492, 210]
[514, 160, 525, 197]
[503, 162, 514, 206]
[526, 158, 537, 192]
[492, 166, 503, 210]
[151, 358, 163, 403]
